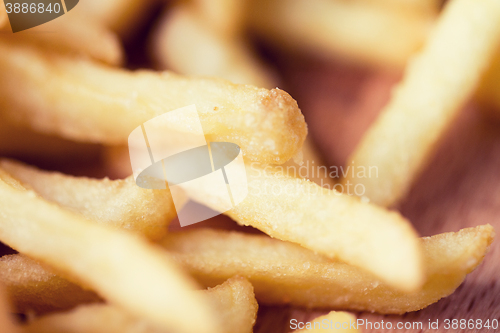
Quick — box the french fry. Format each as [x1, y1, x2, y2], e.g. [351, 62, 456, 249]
[22, 276, 257, 333]
[179, 163, 423, 292]
[202, 276, 258, 333]
[283, 137, 336, 188]
[0, 10, 123, 66]
[151, 5, 275, 89]
[163, 225, 494, 313]
[191, 0, 248, 37]
[0, 40, 306, 165]
[295, 311, 359, 332]
[477, 50, 500, 112]
[249, 0, 433, 69]
[358, 0, 442, 16]
[0, 159, 182, 241]
[0, 171, 219, 333]
[0, 255, 101, 314]
[343, 0, 500, 207]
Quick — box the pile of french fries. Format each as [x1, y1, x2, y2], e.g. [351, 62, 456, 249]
[0, 0, 499, 332]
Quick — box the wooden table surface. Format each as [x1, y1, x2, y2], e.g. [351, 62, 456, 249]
[251, 55, 500, 333]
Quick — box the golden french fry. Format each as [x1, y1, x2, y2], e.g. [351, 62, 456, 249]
[343, 0, 500, 207]
[0, 283, 18, 333]
[178, 163, 423, 292]
[294, 311, 359, 332]
[191, 0, 248, 37]
[22, 276, 257, 333]
[0, 40, 306, 165]
[0, 255, 101, 314]
[163, 225, 494, 313]
[0, 10, 123, 66]
[151, 5, 275, 89]
[205, 276, 258, 333]
[0, 172, 219, 333]
[249, 0, 433, 69]
[283, 137, 336, 188]
[0, 159, 182, 240]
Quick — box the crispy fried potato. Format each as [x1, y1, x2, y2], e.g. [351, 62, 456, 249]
[0, 172, 219, 333]
[0, 40, 306, 165]
[0, 255, 101, 314]
[151, 5, 274, 89]
[163, 225, 494, 313]
[0, 10, 123, 66]
[249, 0, 432, 69]
[343, 0, 500, 207]
[0, 159, 181, 241]
[283, 137, 336, 188]
[205, 276, 258, 333]
[22, 276, 257, 333]
[295, 311, 359, 332]
[1, 257, 258, 331]
[178, 164, 423, 292]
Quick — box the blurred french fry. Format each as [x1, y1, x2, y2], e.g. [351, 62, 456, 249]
[0, 10, 123, 66]
[78, 0, 153, 37]
[478, 50, 500, 112]
[284, 137, 336, 188]
[22, 276, 257, 333]
[180, 163, 423, 292]
[295, 311, 359, 332]
[343, 0, 500, 207]
[0, 3, 7, 31]
[0, 283, 18, 333]
[249, 0, 433, 69]
[0, 159, 182, 240]
[0, 40, 306, 165]
[358, 0, 442, 16]
[0, 255, 101, 314]
[163, 225, 494, 313]
[0, 171, 219, 333]
[191, 0, 248, 37]
[151, 5, 275, 88]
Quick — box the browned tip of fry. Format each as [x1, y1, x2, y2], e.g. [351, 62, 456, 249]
[422, 224, 495, 275]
